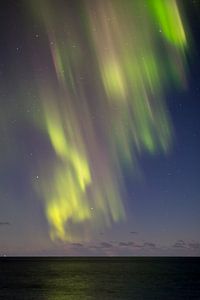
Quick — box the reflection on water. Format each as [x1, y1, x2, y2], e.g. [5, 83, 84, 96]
[0, 258, 200, 299]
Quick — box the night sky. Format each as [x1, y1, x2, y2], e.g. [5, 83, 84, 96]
[0, 0, 200, 256]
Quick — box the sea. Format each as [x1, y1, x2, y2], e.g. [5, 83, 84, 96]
[0, 257, 200, 299]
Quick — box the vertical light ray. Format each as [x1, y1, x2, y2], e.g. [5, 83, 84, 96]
[27, 0, 189, 241]
[149, 0, 187, 48]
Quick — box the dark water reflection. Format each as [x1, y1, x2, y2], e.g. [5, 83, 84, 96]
[0, 257, 200, 299]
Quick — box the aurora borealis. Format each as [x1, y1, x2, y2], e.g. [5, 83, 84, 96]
[0, 0, 200, 255]
[31, 0, 187, 241]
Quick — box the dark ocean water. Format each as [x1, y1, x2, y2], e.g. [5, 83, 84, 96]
[0, 257, 200, 299]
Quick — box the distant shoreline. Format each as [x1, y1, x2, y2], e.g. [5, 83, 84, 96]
[1, 256, 200, 261]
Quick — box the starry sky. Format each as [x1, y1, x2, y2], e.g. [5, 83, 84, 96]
[0, 0, 200, 256]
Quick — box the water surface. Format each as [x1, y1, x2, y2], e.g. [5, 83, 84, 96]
[0, 257, 200, 299]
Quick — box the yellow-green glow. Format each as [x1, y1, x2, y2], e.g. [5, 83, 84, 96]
[102, 60, 126, 99]
[28, 0, 189, 242]
[150, 0, 187, 48]
[46, 167, 92, 241]
[37, 97, 125, 241]
[42, 101, 92, 240]
[44, 103, 91, 190]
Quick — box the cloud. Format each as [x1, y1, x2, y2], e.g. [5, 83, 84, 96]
[130, 231, 138, 234]
[118, 241, 157, 249]
[0, 222, 10, 226]
[71, 243, 83, 247]
[132, 244, 143, 249]
[100, 242, 113, 248]
[188, 242, 200, 250]
[119, 242, 134, 247]
[118, 241, 148, 249]
[88, 245, 100, 250]
[171, 240, 200, 251]
[88, 242, 113, 250]
[67, 239, 200, 255]
[173, 240, 186, 248]
[143, 242, 156, 248]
